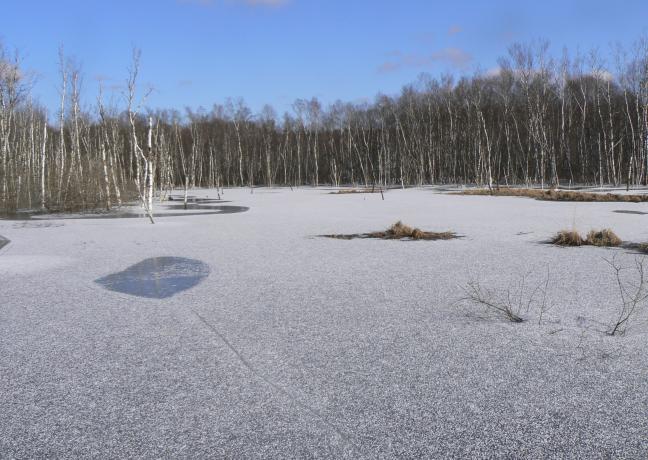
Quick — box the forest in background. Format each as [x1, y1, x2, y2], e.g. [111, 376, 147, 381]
[0, 37, 647, 215]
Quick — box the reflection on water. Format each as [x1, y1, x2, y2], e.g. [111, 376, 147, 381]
[96, 257, 210, 299]
[73, 204, 249, 219]
[2, 202, 249, 220]
[168, 195, 225, 204]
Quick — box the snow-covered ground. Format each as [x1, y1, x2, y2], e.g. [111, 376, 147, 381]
[1, 187, 648, 458]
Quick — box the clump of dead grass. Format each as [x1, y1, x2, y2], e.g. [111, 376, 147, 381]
[457, 188, 648, 203]
[585, 229, 622, 247]
[551, 230, 585, 246]
[322, 220, 457, 241]
[551, 228, 622, 247]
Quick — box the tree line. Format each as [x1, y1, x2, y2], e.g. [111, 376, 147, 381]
[1, 38, 647, 215]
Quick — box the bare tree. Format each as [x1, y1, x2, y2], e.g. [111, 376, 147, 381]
[125, 48, 154, 223]
[40, 122, 47, 210]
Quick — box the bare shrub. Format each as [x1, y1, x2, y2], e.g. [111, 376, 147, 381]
[605, 255, 648, 336]
[585, 229, 622, 247]
[457, 271, 553, 324]
[459, 280, 525, 322]
[551, 230, 584, 246]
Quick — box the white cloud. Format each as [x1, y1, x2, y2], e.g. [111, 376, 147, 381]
[485, 66, 502, 78]
[591, 69, 614, 82]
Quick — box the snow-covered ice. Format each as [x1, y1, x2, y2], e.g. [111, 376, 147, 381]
[1, 187, 648, 457]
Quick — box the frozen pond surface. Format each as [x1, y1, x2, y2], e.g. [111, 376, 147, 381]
[95, 257, 211, 299]
[2, 187, 648, 458]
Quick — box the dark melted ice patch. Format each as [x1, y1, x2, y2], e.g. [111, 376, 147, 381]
[613, 210, 647, 215]
[0, 235, 8, 251]
[13, 221, 65, 228]
[96, 257, 210, 299]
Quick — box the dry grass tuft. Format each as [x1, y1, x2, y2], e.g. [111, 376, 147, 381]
[322, 221, 457, 241]
[551, 230, 585, 246]
[551, 228, 623, 247]
[586, 229, 622, 247]
[411, 228, 426, 240]
[457, 188, 648, 203]
[383, 220, 415, 238]
[368, 221, 456, 240]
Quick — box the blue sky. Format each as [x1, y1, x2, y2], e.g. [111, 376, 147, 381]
[3, 0, 647, 116]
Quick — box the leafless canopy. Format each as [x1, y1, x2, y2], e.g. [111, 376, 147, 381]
[1, 36, 648, 215]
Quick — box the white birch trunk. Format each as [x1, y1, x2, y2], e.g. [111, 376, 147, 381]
[40, 123, 47, 210]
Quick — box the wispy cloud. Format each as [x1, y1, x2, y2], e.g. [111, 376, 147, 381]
[430, 48, 472, 68]
[178, 0, 289, 7]
[378, 47, 473, 74]
[448, 25, 462, 36]
[377, 61, 400, 73]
